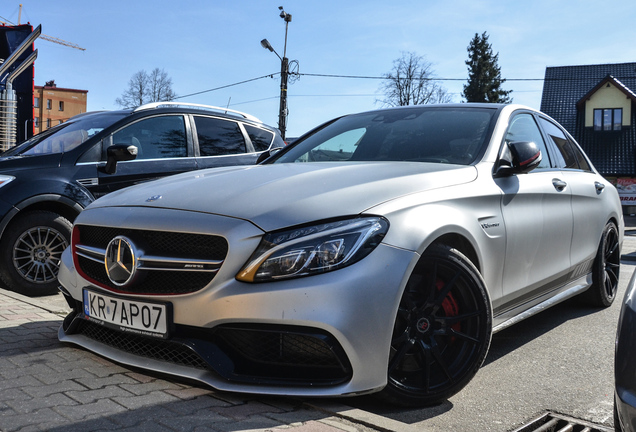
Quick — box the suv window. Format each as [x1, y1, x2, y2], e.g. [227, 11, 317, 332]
[110, 115, 187, 160]
[504, 114, 551, 169]
[244, 124, 274, 152]
[538, 117, 590, 171]
[194, 116, 246, 156]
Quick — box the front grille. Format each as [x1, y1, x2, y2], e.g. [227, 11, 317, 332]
[68, 315, 352, 387]
[79, 226, 228, 259]
[75, 225, 228, 295]
[78, 256, 216, 295]
[76, 319, 210, 370]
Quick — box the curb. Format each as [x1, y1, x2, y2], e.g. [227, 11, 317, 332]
[0, 287, 69, 317]
[307, 401, 424, 432]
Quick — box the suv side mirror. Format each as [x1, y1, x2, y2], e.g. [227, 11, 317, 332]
[495, 141, 542, 177]
[103, 144, 138, 174]
[256, 146, 284, 164]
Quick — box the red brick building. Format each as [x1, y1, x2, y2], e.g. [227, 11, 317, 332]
[33, 80, 88, 134]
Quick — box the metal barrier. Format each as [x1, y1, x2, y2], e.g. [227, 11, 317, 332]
[0, 94, 17, 152]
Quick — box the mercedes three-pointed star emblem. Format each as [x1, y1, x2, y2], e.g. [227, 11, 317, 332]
[105, 236, 137, 286]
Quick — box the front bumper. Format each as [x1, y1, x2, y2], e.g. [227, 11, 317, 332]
[57, 207, 418, 397]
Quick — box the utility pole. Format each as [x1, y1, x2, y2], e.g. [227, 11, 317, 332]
[278, 7, 291, 141]
[261, 6, 292, 141]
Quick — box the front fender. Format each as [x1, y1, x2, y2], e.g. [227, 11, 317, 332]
[366, 183, 506, 305]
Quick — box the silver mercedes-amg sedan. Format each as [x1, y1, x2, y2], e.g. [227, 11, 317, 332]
[57, 103, 623, 406]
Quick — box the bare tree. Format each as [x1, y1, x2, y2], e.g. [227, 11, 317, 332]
[115, 70, 148, 108]
[379, 52, 452, 107]
[148, 68, 177, 102]
[115, 68, 176, 108]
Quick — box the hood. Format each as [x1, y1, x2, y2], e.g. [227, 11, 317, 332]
[90, 162, 477, 232]
[0, 153, 63, 172]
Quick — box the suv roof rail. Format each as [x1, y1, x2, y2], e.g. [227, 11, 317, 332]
[133, 102, 262, 123]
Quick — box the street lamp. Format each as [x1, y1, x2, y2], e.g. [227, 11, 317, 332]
[261, 6, 292, 140]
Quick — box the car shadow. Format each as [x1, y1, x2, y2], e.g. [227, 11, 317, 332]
[337, 295, 609, 423]
[483, 295, 605, 367]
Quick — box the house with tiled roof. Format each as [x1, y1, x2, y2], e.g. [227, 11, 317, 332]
[540, 62, 636, 212]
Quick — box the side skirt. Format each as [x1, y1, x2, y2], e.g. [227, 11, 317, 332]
[492, 273, 592, 333]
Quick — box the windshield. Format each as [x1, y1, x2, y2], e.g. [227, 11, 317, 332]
[274, 107, 495, 165]
[2, 111, 128, 157]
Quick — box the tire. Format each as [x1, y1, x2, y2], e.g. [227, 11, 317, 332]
[379, 244, 492, 406]
[615, 395, 623, 432]
[583, 221, 620, 308]
[0, 210, 72, 297]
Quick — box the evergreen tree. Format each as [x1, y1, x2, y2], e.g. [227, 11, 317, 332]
[462, 32, 512, 103]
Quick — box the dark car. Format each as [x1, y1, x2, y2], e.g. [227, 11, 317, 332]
[0, 102, 283, 296]
[616, 269, 636, 431]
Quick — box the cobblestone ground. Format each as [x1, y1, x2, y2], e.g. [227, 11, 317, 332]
[0, 292, 382, 432]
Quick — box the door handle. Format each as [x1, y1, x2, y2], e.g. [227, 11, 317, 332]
[552, 179, 567, 191]
[595, 181, 605, 194]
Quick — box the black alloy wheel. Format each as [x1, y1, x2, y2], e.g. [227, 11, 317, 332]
[585, 221, 620, 307]
[380, 244, 492, 406]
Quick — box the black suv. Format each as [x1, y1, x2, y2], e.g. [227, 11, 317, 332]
[0, 102, 284, 296]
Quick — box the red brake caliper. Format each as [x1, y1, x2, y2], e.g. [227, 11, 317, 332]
[436, 279, 461, 335]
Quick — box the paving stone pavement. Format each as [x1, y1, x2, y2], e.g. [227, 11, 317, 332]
[0, 291, 389, 432]
[3, 217, 635, 432]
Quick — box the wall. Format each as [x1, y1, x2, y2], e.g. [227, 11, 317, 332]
[584, 83, 632, 127]
[33, 85, 88, 135]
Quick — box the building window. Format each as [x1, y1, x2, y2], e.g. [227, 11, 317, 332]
[59, 101, 64, 111]
[46, 118, 51, 128]
[34, 117, 39, 128]
[594, 108, 622, 131]
[34, 97, 40, 108]
[46, 99, 52, 110]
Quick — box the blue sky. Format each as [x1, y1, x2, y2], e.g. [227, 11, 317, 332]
[2, 0, 636, 137]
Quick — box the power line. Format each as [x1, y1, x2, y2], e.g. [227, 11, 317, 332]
[174, 73, 279, 100]
[173, 71, 636, 102]
[298, 72, 636, 82]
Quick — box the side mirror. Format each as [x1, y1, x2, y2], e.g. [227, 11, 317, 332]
[103, 144, 138, 174]
[256, 146, 284, 164]
[495, 141, 542, 177]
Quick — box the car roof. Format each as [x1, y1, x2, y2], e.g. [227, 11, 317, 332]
[69, 103, 280, 133]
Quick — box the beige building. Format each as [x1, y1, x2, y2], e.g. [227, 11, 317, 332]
[33, 80, 88, 134]
[540, 62, 636, 213]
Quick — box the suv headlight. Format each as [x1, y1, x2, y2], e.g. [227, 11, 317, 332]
[236, 216, 389, 283]
[0, 175, 15, 189]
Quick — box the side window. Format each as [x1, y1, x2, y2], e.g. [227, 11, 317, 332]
[504, 114, 551, 169]
[110, 115, 187, 160]
[538, 118, 587, 170]
[244, 124, 274, 152]
[194, 116, 246, 156]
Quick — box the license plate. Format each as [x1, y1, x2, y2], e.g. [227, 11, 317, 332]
[83, 289, 170, 339]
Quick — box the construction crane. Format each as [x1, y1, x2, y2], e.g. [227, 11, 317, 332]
[3, 4, 86, 51]
[38, 34, 85, 51]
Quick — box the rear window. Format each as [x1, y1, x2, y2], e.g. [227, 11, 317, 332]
[194, 116, 246, 156]
[538, 117, 590, 171]
[244, 124, 274, 152]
